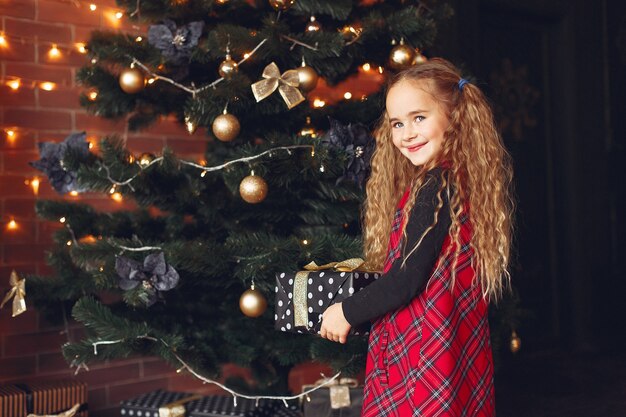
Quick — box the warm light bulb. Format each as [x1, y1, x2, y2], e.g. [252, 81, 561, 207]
[115, 11, 124, 19]
[7, 79, 20, 90]
[59, 217, 66, 223]
[302, 239, 309, 245]
[344, 92, 352, 100]
[66, 240, 72, 246]
[48, 44, 61, 59]
[378, 66, 384, 74]
[76, 43, 87, 54]
[29, 178, 40, 195]
[89, 3, 97, 11]
[111, 192, 123, 202]
[39, 82, 55, 91]
[0, 33, 7, 47]
[87, 90, 98, 101]
[7, 219, 18, 230]
[69, 191, 79, 197]
[200, 171, 207, 178]
[313, 98, 326, 108]
[6, 129, 16, 139]
[109, 186, 116, 194]
[147, 78, 156, 84]
[362, 63, 371, 71]
[135, 36, 143, 42]
[243, 52, 250, 59]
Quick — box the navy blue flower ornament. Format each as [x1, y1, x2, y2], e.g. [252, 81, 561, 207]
[321, 118, 375, 188]
[148, 20, 204, 65]
[29, 131, 91, 195]
[115, 252, 180, 307]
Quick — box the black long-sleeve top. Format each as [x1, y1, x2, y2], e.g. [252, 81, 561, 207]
[342, 169, 451, 326]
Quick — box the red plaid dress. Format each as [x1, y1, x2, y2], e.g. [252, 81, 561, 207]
[361, 189, 495, 417]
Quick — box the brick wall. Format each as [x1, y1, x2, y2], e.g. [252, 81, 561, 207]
[0, 1, 374, 415]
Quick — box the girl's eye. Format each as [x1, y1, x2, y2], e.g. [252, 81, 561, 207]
[415, 115, 425, 122]
[392, 122, 403, 128]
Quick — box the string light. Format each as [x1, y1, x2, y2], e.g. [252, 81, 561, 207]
[313, 98, 326, 108]
[109, 185, 116, 194]
[343, 92, 352, 100]
[0, 33, 7, 47]
[39, 82, 56, 91]
[111, 192, 123, 202]
[6, 129, 16, 139]
[69, 191, 79, 197]
[87, 89, 98, 101]
[66, 240, 72, 246]
[378, 66, 384, 74]
[89, 3, 97, 11]
[59, 217, 66, 223]
[115, 11, 124, 19]
[6, 219, 18, 231]
[25, 177, 40, 195]
[362, 63, 371, 71]
[135, 36, 143, 42]
[76, 43, 87, 54]
[7, 79, 20, 90]
[302, 239, 309, 245]
[48, 44, 61, 59]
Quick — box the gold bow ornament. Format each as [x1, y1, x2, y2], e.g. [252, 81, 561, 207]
[27, 403, 80, 417]
[292, 258, 377, 329]
[302, 377, 360, 409]
[1, 270, 26, 317]
[251, 62, 305, 109]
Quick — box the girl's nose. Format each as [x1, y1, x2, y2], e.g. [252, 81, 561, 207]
[402, 125, 419, 142]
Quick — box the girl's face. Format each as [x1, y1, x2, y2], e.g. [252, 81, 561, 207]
[386, 79, 449, 166]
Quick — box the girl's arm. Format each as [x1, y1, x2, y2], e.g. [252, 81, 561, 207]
[341, 173, 451, 326]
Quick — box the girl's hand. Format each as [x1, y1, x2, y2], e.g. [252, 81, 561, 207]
[320, 302, 351, 344]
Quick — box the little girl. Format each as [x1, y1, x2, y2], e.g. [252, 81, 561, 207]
[321, 58, 514, 416]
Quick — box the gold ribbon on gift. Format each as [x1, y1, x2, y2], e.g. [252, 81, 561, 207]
[293, 258, 374, 329]
[302, 377, 359, 409]
[251, 62, 305, 109]
[1, 270, 26, 317]
[158, 394, 203, 417]
[303, 258, 366, 272]
[27, 403, 80, 417]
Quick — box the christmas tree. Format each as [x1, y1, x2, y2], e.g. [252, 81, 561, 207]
[27, 0, 461, 396]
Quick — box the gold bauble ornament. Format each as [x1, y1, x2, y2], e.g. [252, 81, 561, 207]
[306, 16, 321, 32]
[339, 25, 362, 43]
[269, 0, 295, 11]
[299, 116, 317, 138]
[389, 42, 416, 70]
[119, 67, 145, 94]
[212, 112, 240, 142]
[296, 65, 318, 93]
[239, 284, 267, 318]
[218, 53, 238, 79]
[239, 173, 268, 204]
[510, 330, 522, 353]
[412, 49, 427, 65]
[138, 152, 155, 167]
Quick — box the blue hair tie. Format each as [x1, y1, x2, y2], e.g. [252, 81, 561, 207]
[458, 78, 469, 91]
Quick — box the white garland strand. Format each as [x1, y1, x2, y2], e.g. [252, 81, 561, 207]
[83, 336, 343, 406]
[101, 144, 314, 190]
[129, 38, 268, 98]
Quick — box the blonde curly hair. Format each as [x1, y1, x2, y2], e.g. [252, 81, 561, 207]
[363, 58, 514, 301]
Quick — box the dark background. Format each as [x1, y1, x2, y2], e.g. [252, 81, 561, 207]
[436, 0, 626, 414]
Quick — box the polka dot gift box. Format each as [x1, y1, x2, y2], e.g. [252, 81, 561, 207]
[275, 258, 380, 335]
